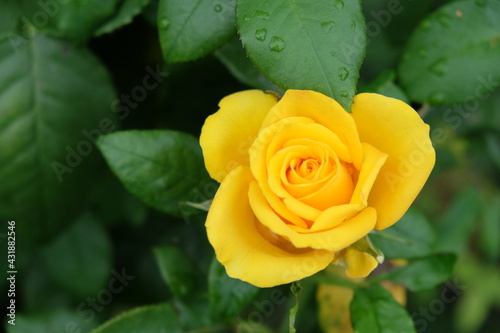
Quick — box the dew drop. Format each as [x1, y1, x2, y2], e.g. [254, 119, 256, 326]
[340, 91, 349, 97]
[437, 13, 451, 27]
[420, 20, 431, 30]
[321, 21, 335, 33]
[243, 15, 251, 21]
[269, 36, 285, 52]
[159, 17, 170, 29]
[334, 0, 344, 9]
[214, 4, 223, 12]
[351, 20, 357, 29]
[429, 92, 445, 104]
[429, 57, 448, 76]
[330, 51, 337, 58]
[256, 10, 270, 21]
[338, 67, 349, 81]
[418, 49, 428, 58]
[254, 28, 267, 42]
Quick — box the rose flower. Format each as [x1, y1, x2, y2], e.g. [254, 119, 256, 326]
[200, 89, 435, 288]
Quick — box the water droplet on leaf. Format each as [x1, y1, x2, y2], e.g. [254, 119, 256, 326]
[269, 36, 285, 52]
[243, 15, 251, 21]
[437, 13, 451, 27]
[429, 92, 445, 104]
[340, 91, 349, 97]
[338, 67, 349, 81]
[159, 17, 170, 29]
[429, 57, 448, 76]
[351, 20, 357, 29]
[256, 10, 270, 21]
[255, 28, 267, 42]
[421, 20, 432, 30]
[418, 49, 428, 58]
[214, 4, 223, 12]
[321, 21, 335, 33]
[334, 0, 344, 9]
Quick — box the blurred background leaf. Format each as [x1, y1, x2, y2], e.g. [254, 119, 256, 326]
[370, 208, 436, 260]
[0, 33, 117, 248]
[41, 212, 112, 299]
[90, 303, 182, 333]
[398, 0, 500, 104]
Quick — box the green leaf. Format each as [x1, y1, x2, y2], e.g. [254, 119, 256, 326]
[370, 208, 436, 259]
[237, 0, 366, 111]
[41, 212, 112, 299]
[7, 309, 96, 333]
[0, 2, 20, 39]
[398, 0, 500, 104]
[97, 130, 212, 217]
[18, 0, 121, 42]
[90, 303, 182, 333]
[95, 0, 151, 36]
[154, 245, 198, 299]
[373, 254, 456, 292]
[214, 37, 280, 91]
[209, 257, 259, 321]
[434, 187, 481, 254]
[0, 34, 117, 245]
[158, 0, 236, 62]
[485, 132, 500, 170]
[479, 192, 500, 260]
[350, 284, 416, 333]
[360, 70, 410, 104]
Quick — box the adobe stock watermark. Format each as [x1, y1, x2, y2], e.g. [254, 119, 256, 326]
[8, 0, 70, 53]
[431, 73, 499, 145]
[53, 267, 135, 333]
[237, 289, 287, 333]
[382, 73, 498, 192]
[340, 0, 407, 61]
[51, 64, 168, 183]
[411, 278, 466, 332]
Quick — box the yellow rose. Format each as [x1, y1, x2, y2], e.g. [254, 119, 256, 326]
[200, 89, 435, 288]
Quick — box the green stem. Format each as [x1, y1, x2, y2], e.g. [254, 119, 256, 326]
[289, 281, 302, 333]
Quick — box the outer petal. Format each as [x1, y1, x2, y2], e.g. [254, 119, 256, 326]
[333, 247, 379, 278]
[206, 165, 334, 288]
[349, 143, 388, 206]
[200, 90, 278, 182]
[248, 181, 377, 251]
[261, 90, 363, 168]
[351, 93, 435, 230]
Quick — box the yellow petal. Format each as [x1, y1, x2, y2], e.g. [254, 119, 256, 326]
[317, 279, 355, 333]
[250, 116, 322, 222]
[248, 181, 377, 251]
[350, 143, 388, 206]
[200, 90, 278, 182]
[309, 203, 364, 232]
[351, 93, 435, 230]
[333, 247, 379, 278]
[267, 121, 352, 165]
[261, 90, 363, 169]
[206, 165, 333, 288]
